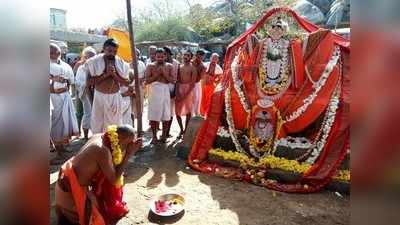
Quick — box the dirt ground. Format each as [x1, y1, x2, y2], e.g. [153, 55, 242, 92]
[49, 107, 350, 225]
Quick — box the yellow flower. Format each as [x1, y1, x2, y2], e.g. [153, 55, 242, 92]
[115, 175, 124, 188]
[208, 148, 350, 181]
[106, 125, 124, 186]
[333, 170, 350, 181]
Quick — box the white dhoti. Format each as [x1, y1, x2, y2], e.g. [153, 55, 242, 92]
[91, 90, 123, 134]
[75, 65, 92, 130]
[50, 92, 79, 145]
[121, 96, 132, 125]
[148, 82, 171, 122]
[85, 53, 130, 133]
[192, 82, 202, 116]
[79, 91, 92, 130]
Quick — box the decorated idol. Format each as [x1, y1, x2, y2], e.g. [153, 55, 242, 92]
[188, 7, 350, 193]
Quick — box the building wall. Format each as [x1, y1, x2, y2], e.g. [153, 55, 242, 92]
[50, 8, 67, 30]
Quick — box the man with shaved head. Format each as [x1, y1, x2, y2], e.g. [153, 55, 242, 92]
[146, 45, 157, 65]
[50, 43, 79, 159]
[201, 52, 223, 116]
[55, 124, 142, 225]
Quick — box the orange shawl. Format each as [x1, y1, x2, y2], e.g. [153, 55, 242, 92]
[59, 159, 105, 225]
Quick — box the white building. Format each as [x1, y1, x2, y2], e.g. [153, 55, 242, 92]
[50, 8, 67, 30]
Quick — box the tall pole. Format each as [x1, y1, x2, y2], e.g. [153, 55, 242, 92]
[126, 0, 143, 136]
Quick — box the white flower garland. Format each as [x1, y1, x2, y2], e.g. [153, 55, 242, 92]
[261, 38, 289, 81]
[231, 54, 251, 113]
[306, 81, 341, 164]
[216, 126, 231, 138]
[257, 38, 291, 100]
[284, 46, 341, 123]
[274, 136, 314, 150]
[224, 86, 248, 155]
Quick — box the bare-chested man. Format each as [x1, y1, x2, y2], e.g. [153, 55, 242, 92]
[175, 50, 197, 138]
[146, 48, 175, 143]
[86, 39, 131, 134]
[55, 124, 142, 225]
[191, 50, 207, 116]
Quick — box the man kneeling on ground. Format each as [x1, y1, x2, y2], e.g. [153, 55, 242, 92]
[55, 124, 142, 225]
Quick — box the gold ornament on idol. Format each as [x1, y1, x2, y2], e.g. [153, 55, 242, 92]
[258, 38, 291, 98]
[107, 125, 124, 187]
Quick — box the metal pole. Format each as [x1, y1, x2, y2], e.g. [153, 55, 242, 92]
[126, 0, 143, 136]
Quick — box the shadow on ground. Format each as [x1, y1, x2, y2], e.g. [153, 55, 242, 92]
[50, 127, 350, 225]
[122, 131, 350, 225]
[124, 132, 184, 188]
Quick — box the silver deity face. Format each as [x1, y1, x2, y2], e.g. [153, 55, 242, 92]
[268, 24, 285, 40]
[253, 110, 274, 140]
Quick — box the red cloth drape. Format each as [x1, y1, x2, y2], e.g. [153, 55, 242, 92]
[200, 83, 216, 117]
[188, 7, 350, 193]
[93, 134, 129, 224]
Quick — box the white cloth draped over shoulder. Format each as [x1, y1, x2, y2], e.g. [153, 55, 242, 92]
[85, 53, 130, 79]
[50, 60, 79, 144]
[204, 62, 223, 75]
[75, 65, 88, 98]
[85, 54, 130, 133]
[75, 65, 92, 129]
[50, 61, 75, 90]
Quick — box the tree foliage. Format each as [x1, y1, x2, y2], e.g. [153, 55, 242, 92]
[110, 0, 296, 42]
[135, 16, 195, 42]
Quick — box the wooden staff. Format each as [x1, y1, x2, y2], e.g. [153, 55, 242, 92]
[126, 0, 143, 136]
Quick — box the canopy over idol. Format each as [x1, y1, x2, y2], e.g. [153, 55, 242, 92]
[188, 7, 350, 193]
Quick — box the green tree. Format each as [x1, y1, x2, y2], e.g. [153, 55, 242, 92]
[187, 0, 296, 40]
[135, 16, 194, 42]
[110, 0, 297, 42]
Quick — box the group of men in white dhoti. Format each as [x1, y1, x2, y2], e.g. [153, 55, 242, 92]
[144, 47, 217, 144]
[50, 38, 223, 156]
[49, 39, 145, 160]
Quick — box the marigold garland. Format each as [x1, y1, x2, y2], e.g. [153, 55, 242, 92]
[106, 125, 124, 187]
[208, 148, 350, 182]
[333, 169, 350, 181]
